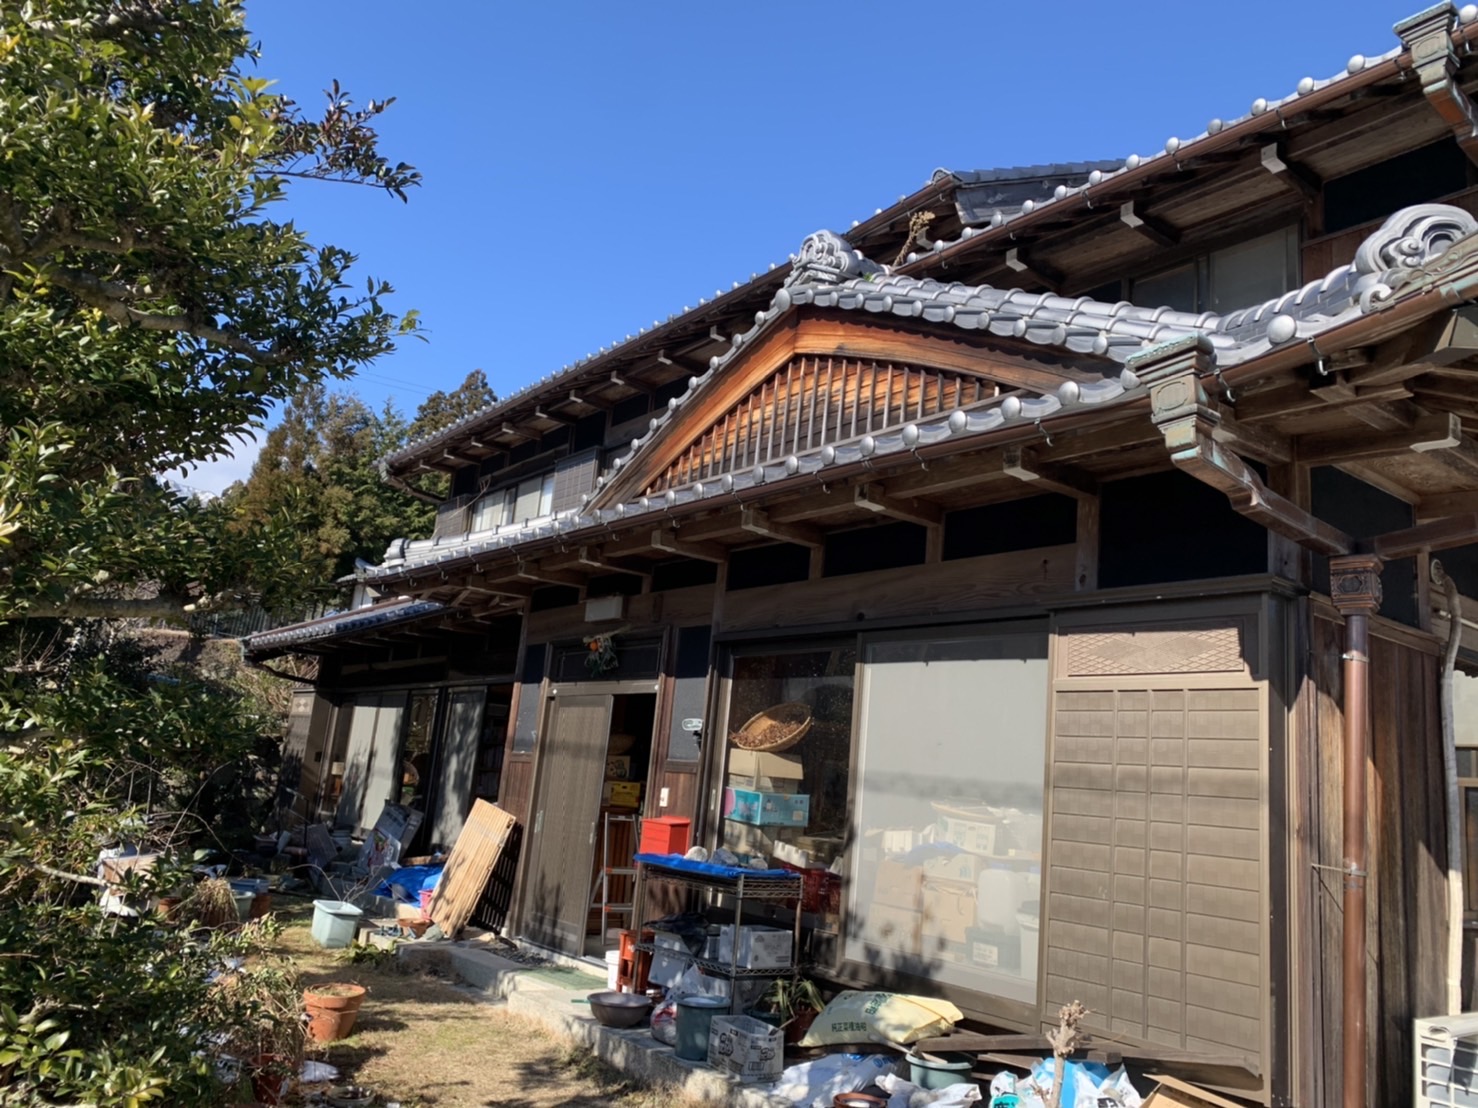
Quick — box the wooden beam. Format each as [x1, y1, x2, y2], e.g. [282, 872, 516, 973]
[533, 406, 575, 426]
[1001, 445, 1098, 499]
[1003, 247, 1063, 293]
[1420, 490, 1478, 519]
[649, 529, 730, 564]
[499, 422, 537, 443]
[1260, 142, 1323, 206]
[853, 483, 943, 527]
[1151, 374, 1353, 556]
[1118, 199, 1180, 248]
[610, 371, 654, 395]
[1293, 411, 1461, 464]
[566, 389, 611, 411]
[510, 561, 585, 588]
[1369, 513, 1478, 560]
[740, 507, 824, 548]
[1234, 377, 1414, 424]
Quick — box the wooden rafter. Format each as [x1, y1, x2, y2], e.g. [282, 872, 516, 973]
[740, 507, 823, 548]
[1001, 445, 1098, 500]
[853, 483, 942, 527]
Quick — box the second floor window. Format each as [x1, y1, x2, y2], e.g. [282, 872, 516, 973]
[470, 471, 554, 532]
[1131, 225, 1299, 314]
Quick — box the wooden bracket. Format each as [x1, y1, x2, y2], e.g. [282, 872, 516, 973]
[649, 528, 729, 564]
[1149, 370, 1354, 555]
[1004, 247, 1064, 293]
[740, 507, 824, 548]
[854, 483, 943, 527]
[1293, 411, 1461, 464]
[533, 406, 576, 426]
[1118, 200, 1181, 248]
[1328, 553, 1384, 615]
[1398, 5, 1478, 166]
[1259, 143, 1323, 206]
[567, 389, 611, 411]
[512, 560, 585, 588]
[1001, 445, 1099, 499]
[499, 421, 537, 443]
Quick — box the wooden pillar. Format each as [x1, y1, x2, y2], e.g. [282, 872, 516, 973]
[1330, 553, 1382, 1108]
[1075, 495, 1100, 590]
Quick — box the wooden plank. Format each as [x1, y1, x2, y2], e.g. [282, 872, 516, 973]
[429, 800, 518, 939]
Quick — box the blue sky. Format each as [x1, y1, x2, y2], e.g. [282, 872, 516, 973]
[188, 0, 1418, 493]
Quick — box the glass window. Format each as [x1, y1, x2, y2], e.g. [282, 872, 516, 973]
[1208, 226, 1299, 312]
[846, 629, 1048, 1004]
[718, 647, 856, 920]
[470, 489, 509, 532]
[1131, 225, 1299, 314]
[511, 472, 554, 525]
[1458, 668, 1478, 912]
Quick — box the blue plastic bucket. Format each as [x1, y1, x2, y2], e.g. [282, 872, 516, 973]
[674, 995, 728, 1061]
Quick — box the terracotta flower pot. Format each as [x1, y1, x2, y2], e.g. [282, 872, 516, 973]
[784, 1007, 819, 1045]
[303, 983, 367, 1043]
[249, 1053, 292, 1106]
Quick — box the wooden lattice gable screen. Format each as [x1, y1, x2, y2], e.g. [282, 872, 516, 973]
[644, 354, 996, 495]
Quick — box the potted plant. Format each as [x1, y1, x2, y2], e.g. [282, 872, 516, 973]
[303, 981, 368, 1043]
[213, 959, 306, 1106]
[752, 976, 825, 1045]
[178, 876, 240, 931]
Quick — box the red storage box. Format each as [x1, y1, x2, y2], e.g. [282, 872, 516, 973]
[638, 816, 691, 856]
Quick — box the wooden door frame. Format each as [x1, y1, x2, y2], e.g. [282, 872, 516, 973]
[510, 676, 662, 944]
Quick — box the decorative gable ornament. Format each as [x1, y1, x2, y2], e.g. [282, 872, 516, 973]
[787, 230, 886, 288]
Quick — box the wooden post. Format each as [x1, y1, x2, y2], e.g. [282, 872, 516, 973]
[1329, 553, 1382, 1108]
[1075, 495, 1100, 590]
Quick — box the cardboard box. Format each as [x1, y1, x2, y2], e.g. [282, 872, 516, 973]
[857, 901, 922, 955]
[921, 878, 976, 944]
[872, 858, 924, 909]
[922, 849, 989, 884]
[602, 780, 641, 808]
[604, 754, 632, 780]
[937, 813, 997, 856]
[728, 749, 803, 780]
[727, 750, 803, 795]
[966, 924, 1019, 972]
[715, 923, 792, 969]
[723, 786, 809, 827]
[708, 1014, 784, 1083]
[1141, 1075, 1248, 1108]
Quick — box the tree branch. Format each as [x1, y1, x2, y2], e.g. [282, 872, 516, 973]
[22, 594, 192, 622]
[27, 861, 108, 888]
[35, 264, 287, 364]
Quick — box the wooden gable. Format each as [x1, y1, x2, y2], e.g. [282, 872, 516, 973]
[598, 313, 1097, 504]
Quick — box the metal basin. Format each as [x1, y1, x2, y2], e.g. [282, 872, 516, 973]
[587, 990, 653, 1028]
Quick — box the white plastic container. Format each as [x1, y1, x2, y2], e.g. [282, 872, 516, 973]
[976, 864, 1025, 933]
[310, 899, 363, 949]
[605, 949, 621, 991]
[1018, 909, 1040, 980]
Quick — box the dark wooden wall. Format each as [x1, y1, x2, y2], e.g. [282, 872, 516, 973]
[1300, 605, 1446, 1108]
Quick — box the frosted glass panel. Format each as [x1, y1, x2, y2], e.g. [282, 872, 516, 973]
[847, 632, 1047, 1003]
[359, 698, 405, 834]
[431, 689, 485, 848]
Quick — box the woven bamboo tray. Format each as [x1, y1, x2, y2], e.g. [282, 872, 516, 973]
[729, 701, 812, 752]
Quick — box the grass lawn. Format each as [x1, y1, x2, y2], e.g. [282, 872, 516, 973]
[272, 896, 690, 1108]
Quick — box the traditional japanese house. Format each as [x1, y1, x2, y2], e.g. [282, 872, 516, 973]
[248, 7, 1478, 1104]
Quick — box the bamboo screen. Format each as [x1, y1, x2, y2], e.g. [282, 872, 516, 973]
[646, 356, 998, 494]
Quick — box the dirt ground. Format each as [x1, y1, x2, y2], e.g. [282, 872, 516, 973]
[272, 897, 694, 1108]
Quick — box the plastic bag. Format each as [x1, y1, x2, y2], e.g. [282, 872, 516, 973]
[1024, 1059, 1141, 1108]
[878, 1071, 983, 1107]
[798, 990, 964, 1047]
[771, 1052, 900, 1107]
[650, 993, 678, 1046]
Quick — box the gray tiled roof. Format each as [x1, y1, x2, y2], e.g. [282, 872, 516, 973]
[242, 598, 445, 654]
[359, 202, 1478, 585]
[379, 5, 1470, 479]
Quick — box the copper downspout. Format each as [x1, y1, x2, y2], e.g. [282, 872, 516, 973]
[1329, 553, 1383, 1108]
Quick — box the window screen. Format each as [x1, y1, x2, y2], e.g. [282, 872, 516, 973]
[847, 630, 1048, 1003]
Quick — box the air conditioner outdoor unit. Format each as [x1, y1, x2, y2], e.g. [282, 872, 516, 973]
[1415, 1012, 1478, 1107]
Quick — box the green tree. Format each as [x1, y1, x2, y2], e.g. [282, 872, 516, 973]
[0, 0, 421, 621]
[407, 367, 498, 441]
[226, 385, 435, 604]
[0, 2, 420, 1101]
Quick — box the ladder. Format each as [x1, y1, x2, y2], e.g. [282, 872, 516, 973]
[593, 811, 638, 942]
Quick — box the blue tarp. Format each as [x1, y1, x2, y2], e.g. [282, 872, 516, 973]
[634, 852, 793, 880]
[372, 863, 444, 904]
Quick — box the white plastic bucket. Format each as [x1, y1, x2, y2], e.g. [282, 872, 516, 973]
[310, 899, 363, 949]
[605, 949, 621, 991]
